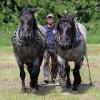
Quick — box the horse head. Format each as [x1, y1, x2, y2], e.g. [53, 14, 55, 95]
[57, 13, 76, 50]
[18, 7, 37, 42]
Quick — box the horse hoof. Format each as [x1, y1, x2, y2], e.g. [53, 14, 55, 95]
[72, 86, 78, 91]
[31, 88, 38, 93]
[66, 85, 71, 89]
[22, 88, 26, 94]
[30, 84, 39, 93]
[66, 83, 71, 89]
[77, 80, 82, 85]
[22, 92, 27, 95]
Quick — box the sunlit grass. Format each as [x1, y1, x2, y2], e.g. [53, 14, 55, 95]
[0, 44, 100, 100]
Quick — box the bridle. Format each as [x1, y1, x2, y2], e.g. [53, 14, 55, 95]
[56, 30, 72, 49]
[56, 17, 81, 50]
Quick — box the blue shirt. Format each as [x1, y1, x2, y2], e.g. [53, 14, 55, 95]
[44, 25, 56, 47]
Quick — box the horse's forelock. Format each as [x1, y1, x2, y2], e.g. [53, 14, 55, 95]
[57, 14, 74, 29]
[19, 7, 37, 33]
[59, 13, 74, 24]
[21, 7, 35, 17]
[57, 13, 76, 38]
[20, 7, 37, 25]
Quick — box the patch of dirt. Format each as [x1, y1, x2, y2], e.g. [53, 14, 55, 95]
[0, 79, 20, 90]
[0, 62, 17, 69]
[82, 80, 100, 89]
[0, 78, 30, 91]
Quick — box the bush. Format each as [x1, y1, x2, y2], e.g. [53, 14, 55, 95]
[0, 0, 100, 45]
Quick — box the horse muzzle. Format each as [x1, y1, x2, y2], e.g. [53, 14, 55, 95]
[60, 41, 70, 50]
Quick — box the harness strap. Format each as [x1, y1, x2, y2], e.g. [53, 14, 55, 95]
[12, 27, 39, 46]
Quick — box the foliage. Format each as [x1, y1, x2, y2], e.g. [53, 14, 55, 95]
[0, 0, 99, 24]
[0, 0, 100, 45]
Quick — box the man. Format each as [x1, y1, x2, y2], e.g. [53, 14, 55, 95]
[43, 13, 58, 84]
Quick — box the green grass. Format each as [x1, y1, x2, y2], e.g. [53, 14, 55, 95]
[0, 44, 100, 100]
[0, 88, 99, 100]
[0, 23, 16, 46]
[86, 20, 100, 44]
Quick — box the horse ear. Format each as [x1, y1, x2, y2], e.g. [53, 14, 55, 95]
[33, 8, 38, 12]
[31, 8, 38, 14]
[57, 13, 62, 19]
[16, 5, 23, 13]
[71, 16, 75, 21]
[27, 5, 38, 13]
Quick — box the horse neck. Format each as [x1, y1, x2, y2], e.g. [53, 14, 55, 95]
[30, 19, 38, 40]
[33, 18, 38, 30]
[71, 23, 76, 36]
[70, 24, 76, 42]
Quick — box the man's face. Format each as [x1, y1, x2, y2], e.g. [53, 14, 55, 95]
[47, 17, 54, 25]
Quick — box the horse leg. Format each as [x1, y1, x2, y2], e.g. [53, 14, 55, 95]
[73, 62, 81, 90]
[26, 63, 33, 89]
[51, 54, 58, 83]
[31, 57, 42, 90]
[18, 63, 26, 93]
[57, 56, 66, 88]
[65, 62, 71, 88]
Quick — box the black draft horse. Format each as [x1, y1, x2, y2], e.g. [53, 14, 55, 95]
[12, 7, 46, 93]
[56, 13, 87, 90]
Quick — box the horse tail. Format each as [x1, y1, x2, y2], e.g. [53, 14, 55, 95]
[80, 25, 93, 85]
[82, 41, 93, 86]
[78, 23, 92, 85]
[84, 46, 93, 85]
[78, 23, 87, 41]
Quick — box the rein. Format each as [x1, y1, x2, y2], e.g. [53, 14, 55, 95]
[37, 27, 46, 39]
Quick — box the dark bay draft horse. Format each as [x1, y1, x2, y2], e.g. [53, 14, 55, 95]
[56, 13, 87, 90]
[12, 7, 46, 93]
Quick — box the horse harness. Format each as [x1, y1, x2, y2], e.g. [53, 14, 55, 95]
[12, 27, 41, 47]
[56, 25, 82, 50]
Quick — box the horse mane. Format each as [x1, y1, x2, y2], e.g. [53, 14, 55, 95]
[33, 17, 38, 29]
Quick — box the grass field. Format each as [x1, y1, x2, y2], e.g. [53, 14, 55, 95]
[0, 44, 100, 100]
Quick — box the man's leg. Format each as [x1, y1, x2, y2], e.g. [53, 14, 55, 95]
[50, 53, 58, 83]
[43, 50, 50, 83]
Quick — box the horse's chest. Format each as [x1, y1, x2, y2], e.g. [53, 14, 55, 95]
[15, 46, 37, 61]
[58, 50, 74, 60]
[21, 48, 35, 57]
[58, 48, 81, 61]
